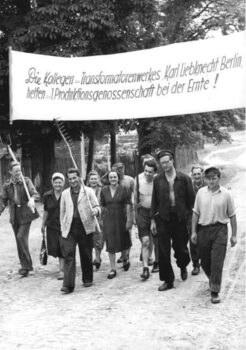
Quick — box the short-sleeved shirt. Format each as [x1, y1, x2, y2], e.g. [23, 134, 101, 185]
[43, 190, 61, 230]
[193, 186, 236, 225]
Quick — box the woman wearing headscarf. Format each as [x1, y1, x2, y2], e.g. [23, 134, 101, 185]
[41, 172, 65, 279]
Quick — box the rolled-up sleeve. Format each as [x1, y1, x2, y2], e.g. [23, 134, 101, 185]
[192, 192, 200, 216]
[227, 192, 236, 217]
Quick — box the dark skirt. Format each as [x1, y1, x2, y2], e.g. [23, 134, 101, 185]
[46, 227, 63, 258]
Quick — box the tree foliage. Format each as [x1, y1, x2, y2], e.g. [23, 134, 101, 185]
[0, 0, 244, 174]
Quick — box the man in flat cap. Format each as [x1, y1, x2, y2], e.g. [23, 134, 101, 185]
[191, 166, 237, 304]
[151, 150, 195, 291]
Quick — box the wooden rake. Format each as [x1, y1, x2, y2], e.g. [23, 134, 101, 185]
[54, 119, 101, 232]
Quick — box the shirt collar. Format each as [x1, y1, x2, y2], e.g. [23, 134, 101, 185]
[70, 185, 81, 194]
[206, 186, 221, 194]
[10, 177, 23, 185]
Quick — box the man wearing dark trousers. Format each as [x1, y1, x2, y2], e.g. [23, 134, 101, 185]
[150, 150, 195, 291]
[60, 168, 100, 294]
[189, 165, 206, 275]
[191, 166, 237, 304]
[0, 161, 39, 277]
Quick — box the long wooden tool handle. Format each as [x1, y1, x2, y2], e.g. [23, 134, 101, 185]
[7, 146, 35, 213]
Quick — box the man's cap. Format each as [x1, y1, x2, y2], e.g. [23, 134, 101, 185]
[156, 149, 174, 160]
[204, 166, 221, 177]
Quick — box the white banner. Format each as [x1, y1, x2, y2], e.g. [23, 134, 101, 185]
[10, 32, 245, 121]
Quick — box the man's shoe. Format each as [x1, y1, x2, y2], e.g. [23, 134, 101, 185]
[83, 281, 93, 288]
[117, 255, 123, 263]
[180, 267, 188, 281]
[151, 262, 159, 273]
[93, 259, 101, 270]
[107, 269, 117, 279]
[60, 286, 74, 294]
[123, 260, 130, 271]
[140, 267, 150, 280]
[158, 282, 174, 291]
[191, 266, 200, 276]
[148, 258, 154, 266]
[57, 271, 64, 280]
[211, 292, 220, 304]
[18, 268, 29, 277]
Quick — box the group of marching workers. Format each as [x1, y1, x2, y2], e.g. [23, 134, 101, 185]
[0, 149, 237, 304]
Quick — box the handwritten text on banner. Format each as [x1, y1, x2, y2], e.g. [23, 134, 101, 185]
[10, 31, 245, 121]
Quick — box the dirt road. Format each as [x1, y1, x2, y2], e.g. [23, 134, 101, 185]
[0, 132, 245, 350]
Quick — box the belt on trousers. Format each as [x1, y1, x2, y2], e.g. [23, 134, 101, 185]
[138, 207, 151, 213]
[202, 222, 226, 228]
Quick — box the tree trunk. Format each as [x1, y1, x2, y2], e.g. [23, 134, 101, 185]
[86, 134, 94, 178]
[30, 133, 55, 195]
[137, 120, 152, 157]
[110, 130, 116, 165]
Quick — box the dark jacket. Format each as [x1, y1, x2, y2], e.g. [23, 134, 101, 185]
[0, 177, 39, 225]
[43, 189, 61, 230]
[150, 171, 195, 222]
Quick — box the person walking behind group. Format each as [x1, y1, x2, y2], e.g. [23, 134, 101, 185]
[111, 162, 134, 264]
[59, 168, 100, 294]
[87, 170, 104, 270]
[135, 159, 159, 280]
[0, 161, 39, 277]
[191, 166, 237, 304]
[41, 172, 65, 280]
[151, 150, 195, 291]
[100, 170, 133, 279]
[189, 165, 206, 276]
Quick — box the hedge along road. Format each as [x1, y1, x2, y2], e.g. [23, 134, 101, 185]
[0, 131, 245, 350]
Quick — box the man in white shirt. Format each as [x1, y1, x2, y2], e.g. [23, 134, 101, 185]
[191, 166, 237, 304]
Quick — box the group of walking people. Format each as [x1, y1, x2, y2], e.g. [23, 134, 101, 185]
[0, 149, 237, 304]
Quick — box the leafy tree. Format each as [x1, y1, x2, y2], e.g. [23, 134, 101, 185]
[137, 0, 245, 156]
[0, 0, 162, 192]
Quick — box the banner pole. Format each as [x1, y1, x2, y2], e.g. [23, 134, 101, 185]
[9, 47, 13, 125]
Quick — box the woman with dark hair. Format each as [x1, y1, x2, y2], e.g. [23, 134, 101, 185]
[87, 170, 103, 270]
[100, 170, 133, 279]
[41, 172, 65, 280]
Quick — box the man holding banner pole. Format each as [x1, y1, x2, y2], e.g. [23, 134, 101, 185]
[0, 161, 39, 277]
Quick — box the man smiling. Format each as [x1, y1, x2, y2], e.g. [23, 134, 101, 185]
[60, 168, 100, 294]
[134, 159, 158, 280]
[0, 161, 39, 277]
